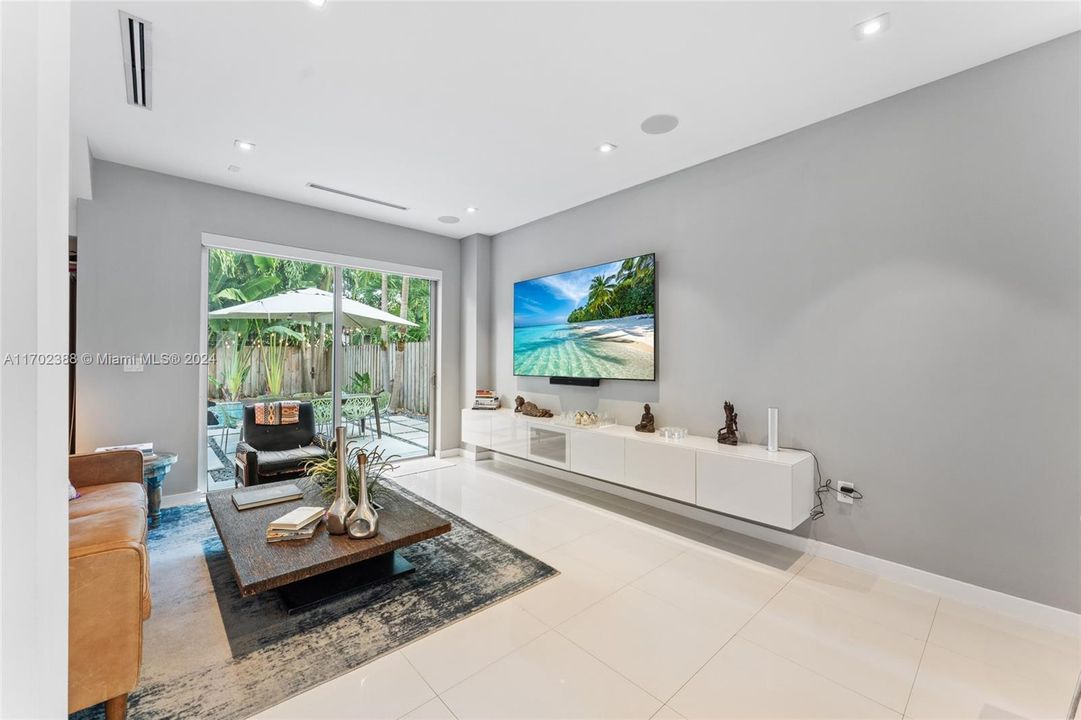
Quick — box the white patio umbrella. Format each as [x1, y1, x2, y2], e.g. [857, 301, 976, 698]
[208, 287, 417, 329]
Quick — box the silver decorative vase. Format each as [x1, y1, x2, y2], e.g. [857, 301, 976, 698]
[325, 426, 354, 535]
[346, 451, 380, 540]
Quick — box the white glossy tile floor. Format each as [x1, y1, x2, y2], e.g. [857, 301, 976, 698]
[253, 459, 1081, 720]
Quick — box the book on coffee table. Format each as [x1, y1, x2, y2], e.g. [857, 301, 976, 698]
[232, 483, 304, 511]
[268, 506, 325, 531]
[266, 524, 320, 543]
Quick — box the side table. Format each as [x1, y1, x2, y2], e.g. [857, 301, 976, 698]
[143, 452, 178, 526]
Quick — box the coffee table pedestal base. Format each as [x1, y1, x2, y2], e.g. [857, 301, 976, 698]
[277, 551, 415, 614]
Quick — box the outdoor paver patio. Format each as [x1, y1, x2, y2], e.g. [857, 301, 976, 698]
[206, 413, 430, 491]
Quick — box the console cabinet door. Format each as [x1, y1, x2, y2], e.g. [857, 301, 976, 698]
[624, 440, 695, 503]
[460, 410, 492, 448]
[527, 424, 571, 469]
[695, 452, 811, 530]
[490, 412, 528, 458]
[569, 431, 625, 484]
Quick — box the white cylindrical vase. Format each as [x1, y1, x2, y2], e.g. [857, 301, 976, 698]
[767, 408, 779, 452]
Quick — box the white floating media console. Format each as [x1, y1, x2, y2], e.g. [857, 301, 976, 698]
[462, 408, 814, 530]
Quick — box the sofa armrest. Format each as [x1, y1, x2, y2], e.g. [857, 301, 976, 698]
[235, 441, 259, 486]
[69, 451, 144, 489]
[68, 546, 146, 713]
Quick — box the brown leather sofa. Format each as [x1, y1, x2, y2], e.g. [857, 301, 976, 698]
[68, 450, 151, 720]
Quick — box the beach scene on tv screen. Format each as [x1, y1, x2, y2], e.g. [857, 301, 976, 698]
[513, 254, 655, 380]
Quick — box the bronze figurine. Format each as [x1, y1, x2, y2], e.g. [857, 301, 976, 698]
[717, 401, 739, 446]
[514, 395, 554, 418]
[635, 403, 655, 433]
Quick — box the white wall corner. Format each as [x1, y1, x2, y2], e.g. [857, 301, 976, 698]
[461, 446, 492, 462]
[0, 1, 72, 716]
[459, 233, 493, 409]
[69, 135, 93, 236]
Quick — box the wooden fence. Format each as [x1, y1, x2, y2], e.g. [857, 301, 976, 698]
[208, 340, 431, 414]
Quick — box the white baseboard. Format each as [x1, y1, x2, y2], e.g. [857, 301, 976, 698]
[809, 540, 1081, 637]
[160, 490, 205, 509]
[436, 448, 462, 459]
[462, 446, 493, 462]
[489, 453, 1081, 637]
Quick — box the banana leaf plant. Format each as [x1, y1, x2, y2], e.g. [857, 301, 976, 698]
[305, 438, 399, 506]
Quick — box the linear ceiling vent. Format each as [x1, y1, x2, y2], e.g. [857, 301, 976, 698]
[119, 11, 152, 109]
[306, 183, 409, 211]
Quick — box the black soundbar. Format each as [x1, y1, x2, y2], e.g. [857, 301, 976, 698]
[549, 376, 600, 387]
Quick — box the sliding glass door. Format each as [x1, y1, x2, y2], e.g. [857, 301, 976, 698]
[205, 247, 433, 491]
[340, 267, 435, 461]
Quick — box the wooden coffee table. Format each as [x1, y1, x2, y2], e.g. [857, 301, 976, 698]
[207, 479, 451, 613]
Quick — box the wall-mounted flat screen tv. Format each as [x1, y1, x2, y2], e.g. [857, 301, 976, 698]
[513, 253, 656, 381]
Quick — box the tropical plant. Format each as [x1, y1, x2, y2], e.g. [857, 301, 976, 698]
[348, 371, 372, 394]
[305, 439, 399, 506]
[209, 249, 432, 400]
[586, 274, 616, 315]
[566, 255, 656, 324]
[260, 325, 304, 396]
[207, 248, 281, 348]
[615, 253, 655, 284]
[342, 268, 431, 343]
[218, 336, 254, 401]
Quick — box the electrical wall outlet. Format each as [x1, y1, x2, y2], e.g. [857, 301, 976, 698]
[837, 481, 855, 504]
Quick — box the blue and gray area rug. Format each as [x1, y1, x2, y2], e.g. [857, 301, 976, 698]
[72, 481, 557, 720]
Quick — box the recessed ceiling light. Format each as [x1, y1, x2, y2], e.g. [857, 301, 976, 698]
[598, 143, 617, 153]
[227, 165, 241, 173]
[307, 0, 327, 7]
[438, 215, 460, 224]
[854, 13, 890, 39]
[641, 114, 680, 135]
[466, 207, 478, 213]
[234, 139, 256, 152]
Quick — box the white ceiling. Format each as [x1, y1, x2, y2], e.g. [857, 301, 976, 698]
[71, 2, 1079, 239]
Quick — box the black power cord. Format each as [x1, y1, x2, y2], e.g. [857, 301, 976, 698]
[786, 447, 863, 521]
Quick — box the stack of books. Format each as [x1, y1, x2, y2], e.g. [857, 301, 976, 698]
[266, 506, 324, 543]
[473, 389, 500, 410]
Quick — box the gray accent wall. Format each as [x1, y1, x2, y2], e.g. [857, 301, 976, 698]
[490, 35, 1081, 611]
[77, 161, 461, 495]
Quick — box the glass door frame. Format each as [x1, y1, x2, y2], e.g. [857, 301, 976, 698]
[198, 232, 444, 493]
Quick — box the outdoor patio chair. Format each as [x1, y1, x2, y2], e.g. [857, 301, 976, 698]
[343, 395, 373, 438]
[311, 396, 334, 437]
[209, 401, 242, 456]
[374, 390, 393, 435]
[234, 402, 331, 486]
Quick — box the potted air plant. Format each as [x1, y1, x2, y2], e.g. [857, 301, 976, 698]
[304, 436, 399, 507]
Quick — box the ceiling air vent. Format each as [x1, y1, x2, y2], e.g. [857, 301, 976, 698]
[306, 183, 409, 211]
[119, 11, 152, 109]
